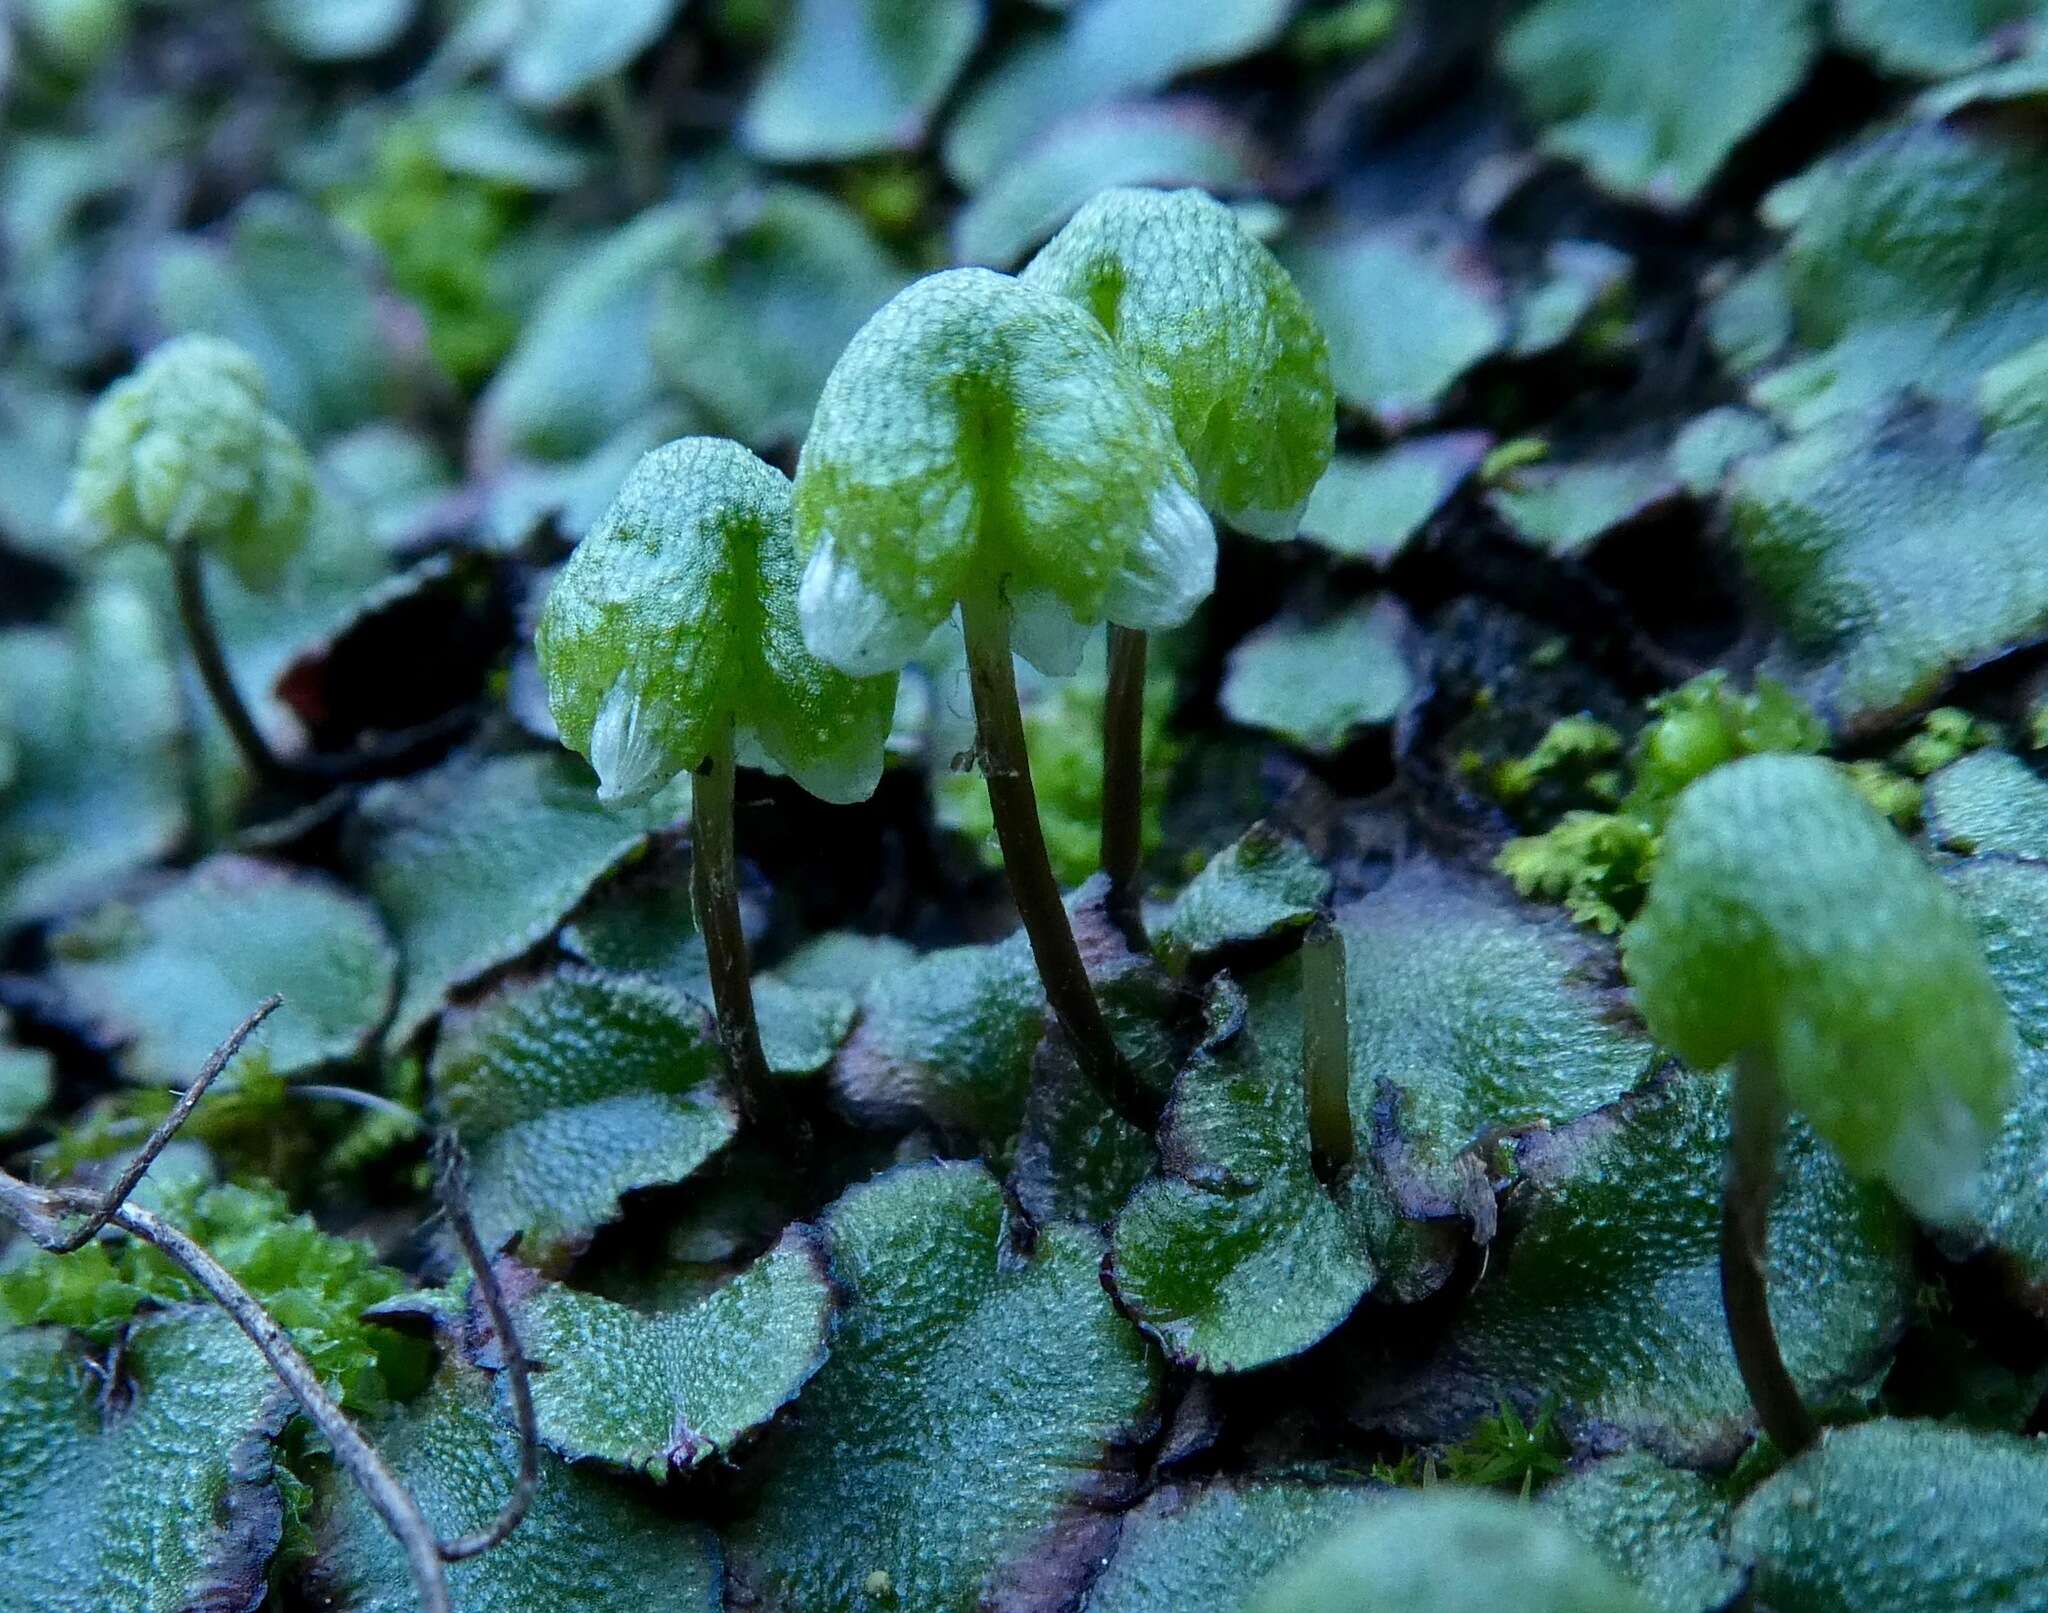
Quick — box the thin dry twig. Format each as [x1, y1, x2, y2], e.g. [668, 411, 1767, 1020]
[17, 993, 281, 1254]
[432, 1131, 537, 1561]
[0, 999, 543, 1613]
[77, 1192, 457, 1613]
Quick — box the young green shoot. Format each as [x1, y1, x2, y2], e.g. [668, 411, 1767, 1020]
[537, 436, 896, 1120]
[793, 267, 1214, 1126]
[1301, 917, 1355, 1187]
[1023, 188, 1334, 940]
[68, 336, 315, 790]
[1623, 753, 2015, 1455]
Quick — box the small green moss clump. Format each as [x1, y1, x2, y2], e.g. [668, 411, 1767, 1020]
[0, 1180, 422, 1411]
[1498, 672, 1827, 931]
[1440, 1399, 1570, 1492]
[1496, 810, 1657, 934]
[335, 121, 523, 388]
[1289, 0, 1402, 61]
[15, 0, 132, 76]
[1894, 706, 2001, 778]
[1487, 713, 1626, 818]
[1624, 753, 2014, 1224]
[1624, 672, 1828, 818]
[67, 335, 314, 587]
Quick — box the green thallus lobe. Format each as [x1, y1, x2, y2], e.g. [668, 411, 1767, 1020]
[1624, 753, 2014, 1450]
[1247, 1489, 1654, 1613]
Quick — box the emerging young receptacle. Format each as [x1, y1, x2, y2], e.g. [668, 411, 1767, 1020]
[1623, 753, 2015, 1453]
[1023, 188, 1335, 938]
[68, 336, 316, 788]
[1247, 1489, 1654, 1613]
[793, 266, 1213, 1123]
[538, 435, 897, 1112]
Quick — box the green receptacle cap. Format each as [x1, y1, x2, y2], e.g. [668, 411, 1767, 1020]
[537, 436, 898, 808]
[1023, 186, 1335, 540]
[68, 335, 315, 589]
[792, 266, 1213, 679]
[1624, 752, 2015, 1224]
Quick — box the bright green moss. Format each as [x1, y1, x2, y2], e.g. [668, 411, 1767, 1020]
[1624, 672, 1827, 820]
[1022, 186, 1335, 538]
[1496, 810, 1656, 935]
[792, 267, 1211, 678]
[0, 1180, 419, 1411]
[1488, 714, 1627, 813]
[67, 336, 315, 587]
[1894, 706, 2002, 778]
[1289, 0, 1401, 60]
[1441, 1400, 1570, 1490]
[16, 0, 132, 74]
[536, 436, 899, 806]
[1498, 672, 1830, 930]
[334, 122, 522, 388]
[1841, 757, 1925, 829]
[1624, 753, 2016, 1224]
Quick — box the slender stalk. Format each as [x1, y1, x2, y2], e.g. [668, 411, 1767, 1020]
[298, 707, 479, 787]
[172, 540, 472, 796]
[690, 721, 776, 1116]
[294, 1084, 427, 1130]
[1721, 1053, 1819, 1456]
[1301, 918, 1355, 1186]
[1100, 624, 1151, 950]
[595, 72, 660, 206]
[170, 536, 290, 789]
[36, 995, 280, 1254]
[960, 592, 1154, 1128]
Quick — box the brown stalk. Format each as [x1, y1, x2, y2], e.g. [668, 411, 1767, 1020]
[1721, 1052, 1820, 1456]
[1100, 624, 1151, 950]
[960, 592, 1156, 1129]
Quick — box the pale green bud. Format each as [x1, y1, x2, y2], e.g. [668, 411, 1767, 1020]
[68, 336, 314, 589]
